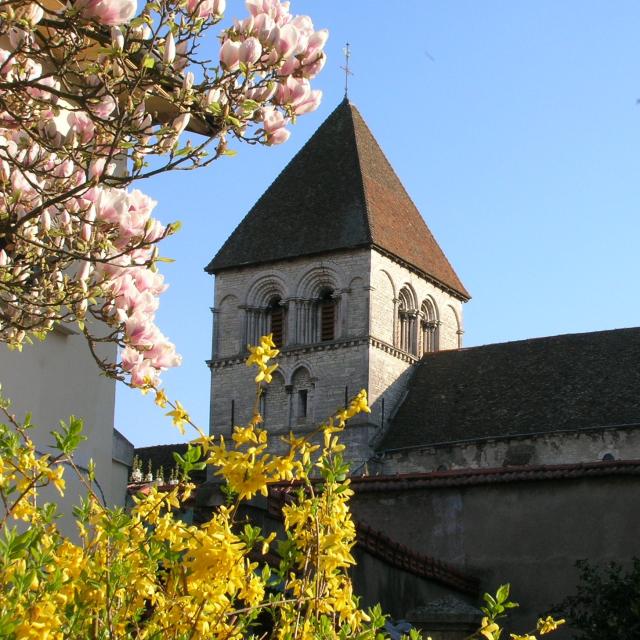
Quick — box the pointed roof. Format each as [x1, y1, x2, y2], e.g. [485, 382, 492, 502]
[206, 99, 469, 300]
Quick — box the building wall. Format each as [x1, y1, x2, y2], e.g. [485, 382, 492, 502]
[351, 475, 639, 637]
[0, 327, 120, 538]
[378, 427, 640, 474]
[367, 249, 466, 444]
[369, 250, 464, 353]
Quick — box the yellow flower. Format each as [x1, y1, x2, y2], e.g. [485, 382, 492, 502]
[510, 635, 536, 640]
[537, 616, 565, 634]
[155, 388, 169, 408]
[480, 617, 501, 640]
[166, 400, 190, 434]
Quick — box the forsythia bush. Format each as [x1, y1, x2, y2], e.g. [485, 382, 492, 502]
[0, 336, 387, 639]
[0, 336, 566, 639]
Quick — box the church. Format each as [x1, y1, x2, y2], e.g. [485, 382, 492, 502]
[141, 99, 640, 638]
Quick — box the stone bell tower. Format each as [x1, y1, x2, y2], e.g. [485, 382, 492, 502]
[206, 99, 469, 468]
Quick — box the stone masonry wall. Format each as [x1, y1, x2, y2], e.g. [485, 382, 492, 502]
[367, 249, 466, 444]
[369, 250, 465, 353]
[378, 426, 640, 474]
[209, 249, 375, 465]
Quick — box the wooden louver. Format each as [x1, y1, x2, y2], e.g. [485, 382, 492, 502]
[270, 305, 284, 347]
[320, 299, 335, 342]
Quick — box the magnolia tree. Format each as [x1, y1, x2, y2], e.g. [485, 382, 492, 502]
[0, 0, 326, 389]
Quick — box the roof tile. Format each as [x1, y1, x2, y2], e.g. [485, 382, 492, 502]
[379, 327, 640, 451]
[206, 99, 469, 299]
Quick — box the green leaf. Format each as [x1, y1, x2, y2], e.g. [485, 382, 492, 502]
[496, 583, 511, 604]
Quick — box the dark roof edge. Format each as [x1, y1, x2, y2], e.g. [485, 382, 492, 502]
[371, 244, 470, 301]
[205, 240, 470, 302]
[351, 459, 640, 491]
[422, 325, 640, 356]
[204, 243, 372, 275]
[135, 443, 190, 453]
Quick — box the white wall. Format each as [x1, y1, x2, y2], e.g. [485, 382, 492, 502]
[0, 327, 121, 538]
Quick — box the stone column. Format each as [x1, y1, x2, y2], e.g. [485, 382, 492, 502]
[392, 297, 399, 348]
[210, 307, 219, 359]
[337, 289, 348, 339]
[286, 298, 298, 345]
[241, 306, 250, 347]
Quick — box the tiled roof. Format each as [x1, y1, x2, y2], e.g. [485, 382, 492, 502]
[206, 99, 469, 300]
[378, 327, 640, 451]
[356, 522, 479, 595]
[349, 459, 640, 492]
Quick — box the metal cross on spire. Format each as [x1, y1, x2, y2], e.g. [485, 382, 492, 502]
[340, 42, 353, 97]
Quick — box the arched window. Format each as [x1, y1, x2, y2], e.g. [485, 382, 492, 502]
[420, 299, 438, 354]
[318, 288, 336, 342]
[397, 287, 417, 355]
[267, 296, 285, 348]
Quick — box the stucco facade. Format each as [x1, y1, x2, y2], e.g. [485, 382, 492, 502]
[0, 327, 127, 538]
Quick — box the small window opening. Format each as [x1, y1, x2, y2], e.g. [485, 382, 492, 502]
[259, 391, 266, 423]
[319, 289, 336, 342]
[297, 389, 308, 419]
[267, 296, 285, 347]
[602, 453, 615, 462]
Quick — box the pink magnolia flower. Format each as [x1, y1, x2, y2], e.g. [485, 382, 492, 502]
[261, 106, 290, 145]
[76, 0, 137, 26]
[171, 113, 191, 137]
[301, 52, 326, 79]
[121, 345, 142, 371]
[15, 3, 44, 25]
[253, 14, 278, 46]
[239, 37, 262, 65]
[246, 0, 290, 23]
[67, 111, 95, 145]
[187, 0, 226, 18]
[147, 341, 182, 369]
[275, 23, 298, 59]
[220, 39, 241, 70]
[306, 29, 329, 57]
[88, 94, 117, 119]
[294, 89, 322, 115]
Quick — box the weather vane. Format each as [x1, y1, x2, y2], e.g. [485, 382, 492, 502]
[340, 42, 353, 97]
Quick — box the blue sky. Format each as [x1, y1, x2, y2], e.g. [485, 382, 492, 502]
[116, 1, 640, 447]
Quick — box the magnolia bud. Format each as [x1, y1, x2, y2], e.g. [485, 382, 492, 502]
[40, 210, 51, 232]
[171, 113, 191, 137]
[163, 32, 176, 65]
[182, 72, 194, 92]
[111, 27, 124, 51]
